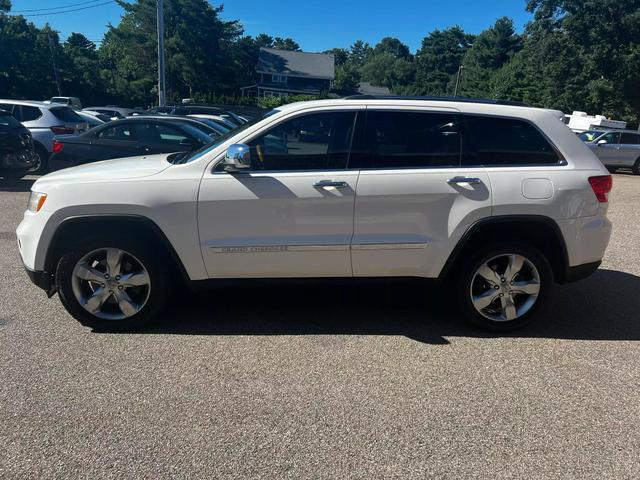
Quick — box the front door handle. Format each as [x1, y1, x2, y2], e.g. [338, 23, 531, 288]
[314, 180, 349, 189]
[447, 176, 482, 185]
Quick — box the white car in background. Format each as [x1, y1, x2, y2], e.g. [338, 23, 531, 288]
[17, 97, 612, 332]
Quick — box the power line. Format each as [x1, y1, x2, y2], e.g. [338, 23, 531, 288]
[11, 0, 106, 13]
[13, 0, 116, 17]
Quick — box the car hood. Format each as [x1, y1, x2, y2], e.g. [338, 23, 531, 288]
[36, 154, 172, 186]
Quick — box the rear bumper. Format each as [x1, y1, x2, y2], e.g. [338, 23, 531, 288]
[561, 261, 601, 284]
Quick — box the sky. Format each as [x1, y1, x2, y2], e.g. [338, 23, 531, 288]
[10, 0, 534, 52]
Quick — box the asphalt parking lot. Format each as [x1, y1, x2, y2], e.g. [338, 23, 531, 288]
[1, 174, 639, 479]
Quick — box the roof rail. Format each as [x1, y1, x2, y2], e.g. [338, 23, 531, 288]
[343, 94, 530, 107]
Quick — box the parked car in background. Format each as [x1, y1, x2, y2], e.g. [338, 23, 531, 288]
[188, 114, 237, 131]
[169, 104, 246, 126]
[18, 97, 612, 332]
[147, 105, 176, 115]
[187, 115, 232, 135]
[48, 116, 219, 171]
[82, 106, 149, 120]
[0, 100, 88, 173]
[0, 109, 39, 180]
[79, 110, 112, 123]
[76, 111, 106, 129]
[580, 129, 640, 174]
[48, 97, 83, 110]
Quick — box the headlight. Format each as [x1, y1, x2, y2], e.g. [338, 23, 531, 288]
[27, 191, 47, 212]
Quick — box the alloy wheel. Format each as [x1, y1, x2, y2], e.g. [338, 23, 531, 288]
[470, 253, 541, 322]
[71, 248, 151, 320]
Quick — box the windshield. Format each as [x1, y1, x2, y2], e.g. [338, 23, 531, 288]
[195, 118, 230, 135]
[171, 109, 278, 164]
[578, 130, 605, 142]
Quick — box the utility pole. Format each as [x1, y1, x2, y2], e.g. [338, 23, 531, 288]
[47, 33, 62, 96]
[157, 0, 166, 107]
[454, 65, 464, 98]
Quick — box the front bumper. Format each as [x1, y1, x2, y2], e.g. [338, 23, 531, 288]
[24, 266, 57, 297]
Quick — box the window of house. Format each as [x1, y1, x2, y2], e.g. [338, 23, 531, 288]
[271, 74, 287, 83]
[462, 115, 560, 166]
[364, 111, 461, 169]
[246, 111, 356, 171]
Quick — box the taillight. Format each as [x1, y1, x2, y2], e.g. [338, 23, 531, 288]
[588, 175, 612, 203]
[50, 125, 74, 135]
[52, 139, 63, 153]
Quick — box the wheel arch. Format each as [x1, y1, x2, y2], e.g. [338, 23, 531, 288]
[440, 215, 570, 284]
[44, 215, 190, 283]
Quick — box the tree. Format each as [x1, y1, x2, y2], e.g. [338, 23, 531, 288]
[349, 40, 373, 67]
[272, 37, 300, 51]
[498, 0, 640, 122]
[324, 48, 349, 66]
[373, 37, 411, 60]
[414, 26, 475, 95]
[333, 63, 361, 91]
[458, 17, 522, 98]
[101, 0, 242, 105]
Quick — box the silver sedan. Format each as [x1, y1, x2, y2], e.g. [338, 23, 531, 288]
[580, 129, 640, 174]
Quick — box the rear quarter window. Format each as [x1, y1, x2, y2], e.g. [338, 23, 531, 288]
[20, 106, 43, 122]
[462, 115, 560, 166]
[50, 107, 83, 123]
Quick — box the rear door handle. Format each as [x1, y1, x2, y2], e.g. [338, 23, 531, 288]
[447, 176, 482, 185]
[314, 180, 349, 189]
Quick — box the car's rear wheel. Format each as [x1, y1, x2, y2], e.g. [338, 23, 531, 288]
[456, 244, 552, 331]
[56, 236, 169, 331]
[32, 144, 49, 174]
[632, 158, 640, 176]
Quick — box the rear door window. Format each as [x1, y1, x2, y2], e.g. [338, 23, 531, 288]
[461, 115, 560, 166]
[97, 124, 137, 141]
[364, 111, 461, 169]
[621, 133, 640, 145]
[50, 107, 83, 123]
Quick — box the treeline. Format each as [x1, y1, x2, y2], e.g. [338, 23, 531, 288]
[1, 0, 638, 123]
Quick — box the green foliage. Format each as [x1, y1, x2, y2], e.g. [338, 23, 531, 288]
[334, 63, 361, 91]
[257, 94, 321, 109]
[414, 27, 475, 96]
[1, 0, 638, 124]
[458, 17, 522, 98]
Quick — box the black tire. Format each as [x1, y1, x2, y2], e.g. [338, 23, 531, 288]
[606, 166, 617, 174]
[632, 158, 640, 176]
[456, 243, 553, 332]
[56, 235, 169, 331]
[32, 144, 49, 174]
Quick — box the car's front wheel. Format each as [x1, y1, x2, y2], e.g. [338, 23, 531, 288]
[56, 236, 169, 331]
[456, 244, 552, 331]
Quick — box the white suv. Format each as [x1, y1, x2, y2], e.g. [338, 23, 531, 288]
[16, 97, 613, 331]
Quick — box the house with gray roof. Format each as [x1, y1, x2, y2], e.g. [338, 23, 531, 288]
[241, 47, 335, 98]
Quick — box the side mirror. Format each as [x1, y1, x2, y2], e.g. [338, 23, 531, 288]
[224, 144, 251, 172]
[597, 139, 608, 146]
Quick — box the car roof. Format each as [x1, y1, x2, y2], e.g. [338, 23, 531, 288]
[275, 97, 570, 120]
[0, 99, 54, 108]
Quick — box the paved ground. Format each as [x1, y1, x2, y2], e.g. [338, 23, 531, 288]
[1, 174, 639, 479]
